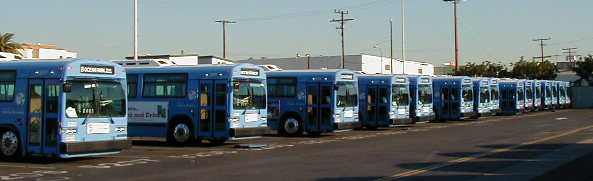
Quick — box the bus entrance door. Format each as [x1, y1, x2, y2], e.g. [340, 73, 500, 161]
[306, 84, 333, 133]
[26, 79, 60, 155]
[197, 80, 229, 140]
[367, 86, 389, 127]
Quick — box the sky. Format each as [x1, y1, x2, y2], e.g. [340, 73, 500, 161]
[4, 0, 593, 65]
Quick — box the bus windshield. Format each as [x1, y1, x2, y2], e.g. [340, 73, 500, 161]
[518, 87, 525, 101]
[393, 84, 409, 106]
[336, 82, 358, 107]
[462, 85, 473, 102]
[65, 80, 126, 118]
[490, 85, 499, 101]
[418, 84, 432, 104]
[526, 87, 533, 99]
[535, 87, 542, 98]
[546, 86, 552, 98]
[232, 81, 267, 109]
[480, 86, 489, 103]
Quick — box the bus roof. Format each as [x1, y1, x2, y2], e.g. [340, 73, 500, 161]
[0, 58, 125, 79]
[124, 63, 266, 80]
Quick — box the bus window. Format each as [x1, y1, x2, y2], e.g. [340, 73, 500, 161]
[142, 74, 187, 97]
[518, 88, 525, 101]
[336, 82, 357, 107]
[65, 80, 126, 118]
[268, 78, 296, 97]
[29, 85, 43, 146]
[47, 85, 61, 113]
[462, 86, 473, 102]
[127, 75, 138, 98]
[0, 71, 16, 101]
[526, 87, 533, 99]
[233, 81, 266, 109]
[392, 85, 409, 106]
[491, 85, 499, 101]
[419, 84, 433, 104]
[480, 86, 489, 103]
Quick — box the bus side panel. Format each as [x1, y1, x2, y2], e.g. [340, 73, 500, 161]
[0, 78, 28, 156]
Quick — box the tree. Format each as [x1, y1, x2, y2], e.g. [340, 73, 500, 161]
[0, 33, 23, 56]
[510, 60, 557, 80]
[573, 55, 593, 86]
[455, 61, 508, 78]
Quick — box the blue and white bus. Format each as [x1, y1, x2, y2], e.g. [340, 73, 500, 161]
[541, 80, 554, 110]
[432, 76, 476, 121]
[473, 78, 491, 117]
[489, 78, 501, 114]
[407, 75, 434, 122]
[499, 80, 525, 115]
[0, 59, 130, 159]
[524, 80, 535, 111]
[551, 81, 560, 109]
[561, 81, 570, 108]
[358, 75, 410, 128]
[534, 80, 543, 111]
[266, 70, 359, 136]
[123, 63, 268, 145]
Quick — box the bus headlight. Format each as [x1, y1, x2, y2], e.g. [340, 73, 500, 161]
[115, 127, 127, 133]
[334, 114, 341, 123]
[231, 117, 240, 128]
[62, 128, 77, 135]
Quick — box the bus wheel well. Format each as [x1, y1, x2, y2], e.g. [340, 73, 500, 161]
[168, 115, 194, 130]
[280, 112, 302, 122]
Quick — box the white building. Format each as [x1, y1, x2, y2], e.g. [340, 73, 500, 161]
[238, 54, 434, 75]
[0, 52, 18, 61]
[124, 54, 234, 65]
[19, 43, 77, 59]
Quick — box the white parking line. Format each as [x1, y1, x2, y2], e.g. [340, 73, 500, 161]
[0, 164, 55, 169]
[334, 129, 352, 133]
[231, 136, 262, 140]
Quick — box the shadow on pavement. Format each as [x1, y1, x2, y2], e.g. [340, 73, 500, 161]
[392, 143, 593, 181]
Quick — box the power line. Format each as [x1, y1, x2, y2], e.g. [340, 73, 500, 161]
[234, 0, 389, 22]
[533, 38, 552, 63]
[331, 9, 354, 69]
[215, 19, 236, 59]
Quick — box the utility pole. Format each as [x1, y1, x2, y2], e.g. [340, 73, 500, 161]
[133, 0, 138, 61]
[563, 47, 578, 68]
[562, 47, 578, 61]
[390, 18, 394, 74]
[331, 9, 354, 69]
[401, 0, 406, 75]
[306, 54, 311, 69]
[215, 19, 236, 59]
[533, 38, 552, 63]
[443, 0, 461, 72]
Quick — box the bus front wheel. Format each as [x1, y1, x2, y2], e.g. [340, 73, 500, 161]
[281, 117, 303, 136]
[168, 122, 193, 145]
[0, 129, 21, 160]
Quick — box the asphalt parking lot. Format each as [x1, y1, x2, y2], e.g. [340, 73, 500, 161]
[0, 109, 592, 181]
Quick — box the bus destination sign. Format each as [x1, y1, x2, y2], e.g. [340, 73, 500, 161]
[240, 68, 260, 76]
[80, 65, 114, 75]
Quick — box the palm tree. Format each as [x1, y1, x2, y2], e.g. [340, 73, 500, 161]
[0, 33, 23, 56]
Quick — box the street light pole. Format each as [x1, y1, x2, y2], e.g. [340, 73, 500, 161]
[444, 0, 460, 72]
[306, 54, 311, 69]
[215, 19, 236, 59]
[390, 18, 393, 74]
[133, 0, 138, 61]
[401, 0, 406, 75]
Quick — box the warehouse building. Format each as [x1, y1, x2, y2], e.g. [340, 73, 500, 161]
[238, 54, 434, 75]
[124, 54, 234, 65]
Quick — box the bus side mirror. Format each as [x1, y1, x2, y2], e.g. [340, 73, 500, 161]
[63, 82, 72, 93]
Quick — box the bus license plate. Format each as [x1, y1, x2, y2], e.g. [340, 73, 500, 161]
[245, 113, 260, 122]
[87, 123, 110, 134]
[344, 111, 353, 118]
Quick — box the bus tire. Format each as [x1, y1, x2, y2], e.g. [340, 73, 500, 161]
[0, 128, 22, 160]
[280, 117, 303, 136]
[167, 121, 193, 146]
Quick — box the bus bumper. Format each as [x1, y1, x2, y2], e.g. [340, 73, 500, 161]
[335, 122, 361, 130]
[61, 140, 131, 155]
[393, 118, 413, 125]
[416, 115, 435, 123]
[461, 112, 478, 120]
[230, 127, 272, 137]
